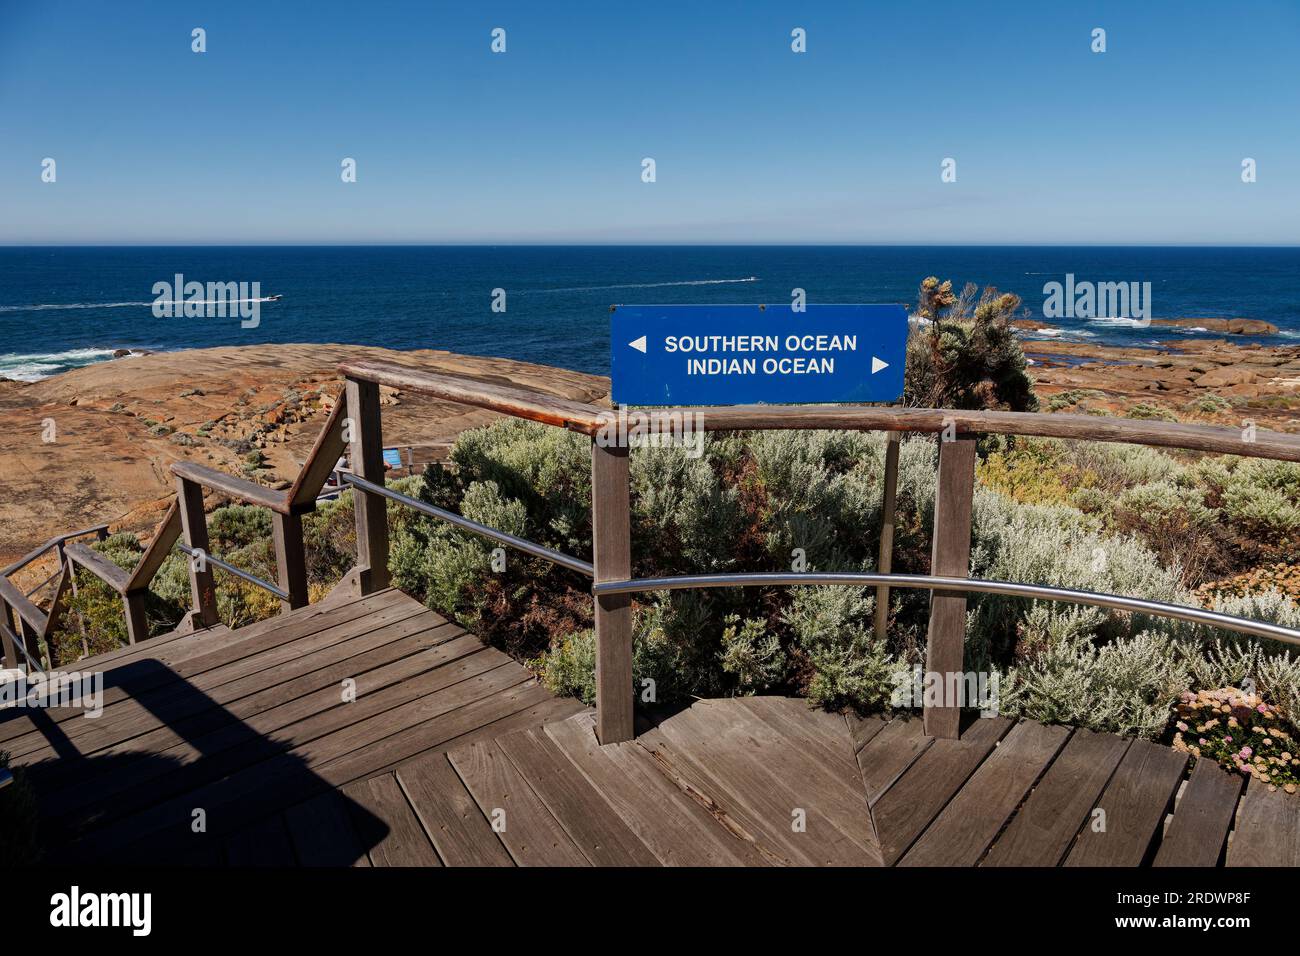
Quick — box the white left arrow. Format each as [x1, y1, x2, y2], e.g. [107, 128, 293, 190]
[629, 335, 647, 353]
[871, 356, 889, 374]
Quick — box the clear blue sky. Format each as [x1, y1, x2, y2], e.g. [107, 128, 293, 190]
[2, 0, 1297, 244]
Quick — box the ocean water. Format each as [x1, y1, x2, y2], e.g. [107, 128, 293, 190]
[0, 245, 1297, 381]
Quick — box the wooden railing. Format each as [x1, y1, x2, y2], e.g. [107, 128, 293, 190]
[0, 524, 108, 673]
[8, 356, 1300, 751]
[336, 359, 1300, 745]
[0, 393, 348, 668]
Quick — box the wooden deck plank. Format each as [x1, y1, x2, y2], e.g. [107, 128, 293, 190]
[900, 720, 1070, 866]
[1154, 759, 1243, 867]
[855, 716, 933, 804]
[1226, 776, 1300, 867]
[413, 696, 589, 765]
[447, 740, 590, 866]
[0, 589, 413, 743]
[313, 679, 557, 787]
[343, 773, 443, 866]
[732, 697, 859, 772]
[223, 813, 298, 866]
[52, 662, 538, 861]
[396, 752, 514, 867]
[23, 614, 459, 785]
[496, 727, 661, 866]
[544, 712, 764, 866]
[845, 712, 888, 754]
[7, 601, 434, 762]
[43, 633, 490, 831]
[1064, 738, 1188, 867]
[982, 728, 1130, 867]
[645, 703, 879, 866]
[282, 790, 371, 867]
[872, 716, 1012, 865]
[673, 702, 877, 853]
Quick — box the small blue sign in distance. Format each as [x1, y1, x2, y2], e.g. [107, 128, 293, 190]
[610, 304, 909, 406]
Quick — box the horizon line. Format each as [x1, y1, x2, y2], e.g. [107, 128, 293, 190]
[3, 241, 1300, 249]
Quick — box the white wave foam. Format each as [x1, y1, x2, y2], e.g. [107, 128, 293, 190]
[0, 348, 123, 382]
[1086, 317, 1151, 328]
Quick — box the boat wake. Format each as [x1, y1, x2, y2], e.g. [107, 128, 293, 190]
[530, 277, 760, 294]
[0, 297, 280, 314]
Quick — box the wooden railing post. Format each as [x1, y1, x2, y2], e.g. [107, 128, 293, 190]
[176, 476, 220, 629]
[121, 591, 149, 644]
[0, 601, 18, 671]
[873, 432, 901, 643]
[345, 376, 390, 594]
[272, 512, 310, 610]
[591, 438, 634, 744]
[924, 432, 976, 740]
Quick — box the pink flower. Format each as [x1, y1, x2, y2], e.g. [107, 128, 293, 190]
[1176, 722, 1188, 732]
[1239, 747, 1253, 759]
[1258, 704, 1269, 714]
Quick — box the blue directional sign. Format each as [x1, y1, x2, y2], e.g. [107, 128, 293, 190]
[610, 304, 909, 406]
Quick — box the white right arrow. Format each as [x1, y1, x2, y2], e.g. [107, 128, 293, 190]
[629, 335, 647, 354]
[871, 356, 889, 374]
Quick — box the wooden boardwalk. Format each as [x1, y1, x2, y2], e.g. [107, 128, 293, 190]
[4, 587, 1297, 866]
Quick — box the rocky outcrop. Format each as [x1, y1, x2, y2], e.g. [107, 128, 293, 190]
[1151, 317, 1279, 335]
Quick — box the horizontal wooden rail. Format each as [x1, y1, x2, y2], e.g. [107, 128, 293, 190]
[338, 360, 609, 434]
[2, 523, 109, 577]
[339, 359, 1300, 462]
[0, 575, 49, 635]
[170, 461, 292, 513]
[65, 542, 131, 593]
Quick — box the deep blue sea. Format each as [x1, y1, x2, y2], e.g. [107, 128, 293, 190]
[1, 246, 1297, 380]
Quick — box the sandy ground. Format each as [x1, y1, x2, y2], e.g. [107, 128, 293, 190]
[0, 345, 609, 580]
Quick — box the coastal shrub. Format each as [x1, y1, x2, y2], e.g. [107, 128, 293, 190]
[976, 440, 1094, 507]
[968, 489, 1187, 665]
[400, 412, 1288, 728]
[999, 630, 1188, 739]
[1125, 403, 1178, 422]
[1184, 394, 1233, 415]
[54, 533, 189, 662]
[905, 278, 1039, 413]
[48, 497, 361, 664]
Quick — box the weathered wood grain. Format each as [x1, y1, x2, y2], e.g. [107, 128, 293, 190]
[1154, 759, 1243, 867]
[982, 728, 1130, 867]
[1064, 738, 1187, 867]
[901, 720, 1069, 866]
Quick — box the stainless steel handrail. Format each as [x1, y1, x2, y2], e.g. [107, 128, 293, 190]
[173, 543, 290, 601]
[591, 571, 1300, 646]
[339, 472, 594, 577]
